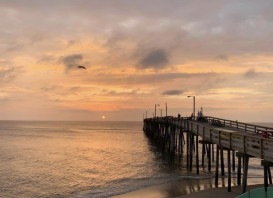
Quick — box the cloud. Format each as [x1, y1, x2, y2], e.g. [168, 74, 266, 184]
[215, 54, 229, 61]
[162, 89, 184, 95]
[0, 65, 23, 84]
[84, 71, 219, 86]
[244, 68, 258, 78]
[138, 49, 168, 69]
[37, 55, 57, 64]
[61, 54, 83, 71]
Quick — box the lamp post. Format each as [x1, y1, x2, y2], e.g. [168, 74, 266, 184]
[187, 96, 195, 119]
[155, 104, 160, 117]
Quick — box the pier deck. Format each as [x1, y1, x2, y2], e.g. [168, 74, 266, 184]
[143, 116, 273, 193]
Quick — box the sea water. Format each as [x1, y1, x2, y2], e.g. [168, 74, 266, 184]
[0, 121, 268, 198]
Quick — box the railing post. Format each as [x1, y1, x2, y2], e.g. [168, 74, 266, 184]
[196, 125, 199, 174]
[218, 131, 221, 146]
[260, 139, 264, 159]
[243, 136, 246, 153]
[229, 133, 232, 149]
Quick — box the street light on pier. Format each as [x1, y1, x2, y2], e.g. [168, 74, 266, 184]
[187, 96, 195, 120]
[155, 104, 160, 117]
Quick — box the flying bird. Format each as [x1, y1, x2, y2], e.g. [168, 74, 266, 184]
[78, 65, 86, 69]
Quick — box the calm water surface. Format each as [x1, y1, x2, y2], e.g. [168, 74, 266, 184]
[0, 121, 268, 198]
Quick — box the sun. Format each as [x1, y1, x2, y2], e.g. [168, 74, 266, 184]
[101, 116, 106, 119]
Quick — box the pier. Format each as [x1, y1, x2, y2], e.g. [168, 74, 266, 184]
[143, 116, 273, 193]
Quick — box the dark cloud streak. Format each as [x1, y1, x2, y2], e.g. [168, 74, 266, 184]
[61, 54, 83, 71]
[215, 54, 229, 61]
[85, 72, 219, 85]
[0, 66, 23, 84]
[162, 89, 184, 95]
[138, 49, 168, 69]
[244, 68, 258, 78]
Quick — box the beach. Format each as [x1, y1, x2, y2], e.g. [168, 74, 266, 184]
[112, 177, 269, 198]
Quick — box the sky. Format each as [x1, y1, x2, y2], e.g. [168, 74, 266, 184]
[1, 0, 273, 121]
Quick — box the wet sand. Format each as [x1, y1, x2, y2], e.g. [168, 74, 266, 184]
[111, 177, 269, 198]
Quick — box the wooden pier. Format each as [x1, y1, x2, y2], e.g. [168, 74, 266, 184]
[143, 116, 273, 193]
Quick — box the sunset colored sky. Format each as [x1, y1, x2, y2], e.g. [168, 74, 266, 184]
[1, 0, 273, 121]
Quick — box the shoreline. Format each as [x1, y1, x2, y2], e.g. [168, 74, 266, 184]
[111, 177, 268, 198]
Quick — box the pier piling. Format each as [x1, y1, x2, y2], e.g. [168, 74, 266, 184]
[143, 116, 273, 194]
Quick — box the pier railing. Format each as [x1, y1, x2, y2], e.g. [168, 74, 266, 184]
[205, 116, 273, 134]
[148, 116, 273, 134]
[144, 116, 273, 163]
[143, 116, 273, 193]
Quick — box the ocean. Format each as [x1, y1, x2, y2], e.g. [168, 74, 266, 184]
[0, 121, 269, 198]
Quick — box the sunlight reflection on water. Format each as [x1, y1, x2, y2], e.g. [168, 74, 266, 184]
[0, 121, 266, 198]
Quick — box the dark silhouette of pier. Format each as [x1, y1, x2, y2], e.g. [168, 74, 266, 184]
[143, 116, 273, 193]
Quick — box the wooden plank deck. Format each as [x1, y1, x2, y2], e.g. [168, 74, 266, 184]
[153, 116, 273, 163]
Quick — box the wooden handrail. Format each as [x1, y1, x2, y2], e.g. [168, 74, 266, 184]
[144, 116, 273, 134]
[143, 116, 273, 162]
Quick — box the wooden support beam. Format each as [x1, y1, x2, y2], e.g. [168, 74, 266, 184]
[215, 145, 219, 187]
[182, 132, 185, 145]
[261, 160, 273, 186]
[206, 144, 209, 158]
[178, 129, 183, 155]
[187, 132, 189, 169]
[202, 140, 205, 168]
[196, 132, 199, 174]
[228, 149, 231, 192]
[261, 160, 273, 167]
[190, 134, 193, 171]
[175, 128, 178, 150]
[208, 143, 211, 172]
[237, 156, 241, 186]
[268, 167, 272, 184]
[232, 150, 235, 171]
[191, 135, 195, 153]
[212, 144, 215, 162]
[236, 152, 253, 158]
[242, 156, 249, 193]
[221, 147, 225, 176]
[264, 166, 268, 188]
[199, 140, 212, 144]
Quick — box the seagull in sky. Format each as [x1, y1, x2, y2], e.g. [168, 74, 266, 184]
[78, 65, 86, 69]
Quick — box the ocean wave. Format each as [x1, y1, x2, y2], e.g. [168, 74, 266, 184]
[74, 175, 180, 198]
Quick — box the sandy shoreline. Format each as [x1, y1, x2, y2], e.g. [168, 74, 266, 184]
[111, 177, 269, 198]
